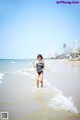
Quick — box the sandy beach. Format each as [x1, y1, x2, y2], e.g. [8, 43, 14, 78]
[60, 59, 80, 65]
[0, 59, 80, 120]
[68, 60, 80, 65]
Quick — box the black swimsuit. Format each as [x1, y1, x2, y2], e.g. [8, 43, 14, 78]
[36, 62, 44, 75]
[37, 71, 43, 75]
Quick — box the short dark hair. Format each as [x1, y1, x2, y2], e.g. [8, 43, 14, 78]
[37, 54, 43, 59]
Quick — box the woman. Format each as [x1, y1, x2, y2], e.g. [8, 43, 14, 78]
[33, 54, 45, 88]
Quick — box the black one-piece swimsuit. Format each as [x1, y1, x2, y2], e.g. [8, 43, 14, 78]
[36, 62, 44, 75]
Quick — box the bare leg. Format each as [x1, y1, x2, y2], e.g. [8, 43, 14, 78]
[36, 73, 39, 88]
[39, 73, 43, 87]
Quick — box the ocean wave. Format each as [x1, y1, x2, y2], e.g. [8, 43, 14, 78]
[23, 68, 35, 72]
[48, 95, 78, 114]
[16, 70, 35, 78]
[28, 68, 35, 71]
[11, 61, 15, 64]
[0, 80, 2, 83]
[43, 79, 78, 114]
[29, 75, 78, 114]
[0, 73, 5, 79]
[15, 70, 22, 73]
[22, 72, 33, 76]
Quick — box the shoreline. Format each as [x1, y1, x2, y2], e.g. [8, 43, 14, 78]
[59, 59, 80, 65]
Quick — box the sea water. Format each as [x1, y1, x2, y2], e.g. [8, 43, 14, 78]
[0, 59, 80, 120]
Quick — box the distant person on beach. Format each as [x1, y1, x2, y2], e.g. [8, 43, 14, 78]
[33, 54, 45, 88]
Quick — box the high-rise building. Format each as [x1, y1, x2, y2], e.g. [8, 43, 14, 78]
[73, 40, 78, 53]
[63, 43, 67, 54]
[63, 43, 66, 48]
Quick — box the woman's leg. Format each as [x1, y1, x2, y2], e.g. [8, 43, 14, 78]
[36, 73, 39, 88]
[39, 73, 43, 87]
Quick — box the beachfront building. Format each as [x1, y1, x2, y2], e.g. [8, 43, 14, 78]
[63, 40, 78, 54]
[63, 43, 71, 54]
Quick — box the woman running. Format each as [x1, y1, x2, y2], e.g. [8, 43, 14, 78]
[33, 54, 45, 88]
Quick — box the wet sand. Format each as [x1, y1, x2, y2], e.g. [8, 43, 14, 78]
[0, 60, 80, 120]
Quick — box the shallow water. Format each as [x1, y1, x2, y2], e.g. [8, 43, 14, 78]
[0, 59, 80, 120]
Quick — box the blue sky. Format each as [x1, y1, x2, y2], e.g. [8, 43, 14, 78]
[0, 0, 80, 59]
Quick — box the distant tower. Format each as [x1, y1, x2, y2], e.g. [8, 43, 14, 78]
[51, 47, 56, 58]
[73, 40, 78, 53]
[63, 43, 66, 54]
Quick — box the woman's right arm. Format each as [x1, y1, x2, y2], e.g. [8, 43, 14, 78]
[33, 62, 36, 68]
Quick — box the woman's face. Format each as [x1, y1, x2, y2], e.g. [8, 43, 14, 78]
[38, 57, 42, 61]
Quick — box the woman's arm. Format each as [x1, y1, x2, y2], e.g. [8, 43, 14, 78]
[32, 62, 36, 68]
[43, 61, 45, 68]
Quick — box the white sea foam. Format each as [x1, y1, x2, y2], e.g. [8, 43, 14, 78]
[15, 70, 22, 73]
[0, 80, 2, 83]
[23, 68, 35, 72]
[15, 70, 35, 78]
[29, 73, 78, 114]
[22, 72, 33, 76]
[43, 79, 52, 88]
[28, 68, 35, 71]
[0, 73, 5, 79]
[43, 79, 78, 114]
[21, 72, 35, 79]
[23, 69, 27, 72]
[11, 61, 15, 64]
[48, 95, 78, 114]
